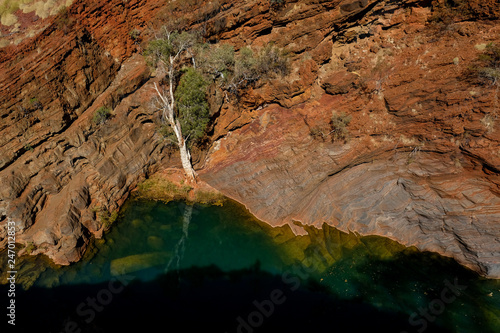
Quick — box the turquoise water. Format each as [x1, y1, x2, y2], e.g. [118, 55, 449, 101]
[31, 200, 286, 288]
[2, 199, 500, 332]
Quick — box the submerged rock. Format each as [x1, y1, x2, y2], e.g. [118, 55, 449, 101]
[110, 252, 171, 276]
[131, 219, 143, 228]
[147, 236, 164, 250]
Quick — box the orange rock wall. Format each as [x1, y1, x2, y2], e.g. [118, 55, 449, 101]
[1, 0, 499, 277]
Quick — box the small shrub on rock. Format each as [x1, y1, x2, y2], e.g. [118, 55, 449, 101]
[92, 106, 112, 125]
[330, 111, 352, 142]
[473, 43, 500, 86]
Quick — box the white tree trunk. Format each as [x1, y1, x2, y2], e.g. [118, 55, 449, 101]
[171, 119, 197, 181]
[154, 82, 197, 182]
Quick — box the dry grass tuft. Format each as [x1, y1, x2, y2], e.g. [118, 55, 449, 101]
[134, 175, 225, 206]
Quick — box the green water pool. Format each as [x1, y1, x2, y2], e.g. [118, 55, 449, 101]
[2, 199, 499, 332]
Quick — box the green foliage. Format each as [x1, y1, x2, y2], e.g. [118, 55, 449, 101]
[29, 97, 42, 110]
[144, 30, 200, 69]
[473, 43, 500, 85]
[129, 28, 141, 40]
[269, 0, 285, 10]
[56, 6, 74, 33]
[212, 17, 227, 34]
[236, 47, 258, 74]
[194, 190, 225, 206]
[227, 44, 289, 95]
[57, 5, 67, 16]
[173, 30, 200, 50]
[231, 47, 258, 85]
[406, 146, 421, 165]
[199, 43, 290, 96]
[309, 126, 326, 140]
[24, 143, 33, 151]
[25, 242, 35, 255]
[330, 112, 352, 142]
[144, 26, 289, 150]
[135, 176, 192, 203]
[91, 205, 118, 228]
[99, 209, 119, 228]
[181, 183, 194, 194]
[198, 43, 235, 84]
[157, 124, 177, 146]
[175, 67, 210, 144]
[92, 106, 112, 125]
[144, 38, 173, 67]
[428, 0, 473, 28]
[135, 175, 224, 205]
[309, 112, 352, 143]
[256, 43, 290, 78]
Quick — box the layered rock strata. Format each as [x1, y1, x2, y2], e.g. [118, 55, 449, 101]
[0, 0, 499, 277]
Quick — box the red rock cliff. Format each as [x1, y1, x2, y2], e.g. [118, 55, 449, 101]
[1, 0, 500, 278]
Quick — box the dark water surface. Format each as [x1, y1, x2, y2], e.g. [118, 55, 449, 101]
[2, 199, 499, 332]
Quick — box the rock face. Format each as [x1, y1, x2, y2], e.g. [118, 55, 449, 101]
[0, 0, 168, 264]
[1, 0, 500, 278]
[199, 0, 500, 278]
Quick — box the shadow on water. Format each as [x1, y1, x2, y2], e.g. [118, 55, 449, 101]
[6, 263, 451, 333]
[2, 199, 499, 333]
[322, 247, 500, 333]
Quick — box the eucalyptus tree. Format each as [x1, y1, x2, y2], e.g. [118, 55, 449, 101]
[146, 29, 203, 181]
[145, 27, 289, 182]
